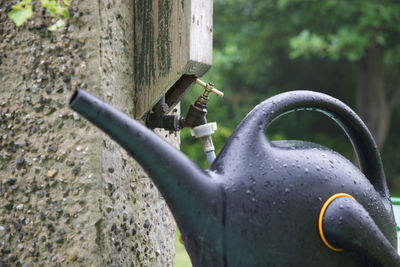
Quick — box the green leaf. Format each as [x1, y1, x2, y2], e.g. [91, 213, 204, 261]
[40, 0, 52, 8]
[63, 0, 70, 6]
[57, 7, 70, 18]
[47, 24, 57, 32]
[40, 0, 58, 8]
[8, 4, 32, 26]
[48, 18, 65, 31]
[41, 0, 70, 18]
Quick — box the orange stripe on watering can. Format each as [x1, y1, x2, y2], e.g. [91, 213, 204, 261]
[318, 193, 356, 252]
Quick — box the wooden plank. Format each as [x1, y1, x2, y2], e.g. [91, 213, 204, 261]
[134, 0, 213, 118]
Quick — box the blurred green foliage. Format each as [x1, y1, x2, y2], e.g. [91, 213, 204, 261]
[180, 0, 400, 194]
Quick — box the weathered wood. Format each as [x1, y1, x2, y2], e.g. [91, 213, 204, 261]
[134, 0, 213, 118]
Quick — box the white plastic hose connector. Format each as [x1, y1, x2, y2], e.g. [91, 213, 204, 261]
[190, 122, 218, 165]
[190, 122, 217, 138]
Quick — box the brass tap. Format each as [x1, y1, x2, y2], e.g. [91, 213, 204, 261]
[196, 79, 224, 98]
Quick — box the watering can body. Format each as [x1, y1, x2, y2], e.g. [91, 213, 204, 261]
[70, 90, 399, 267]
[213, 140, 395, 266]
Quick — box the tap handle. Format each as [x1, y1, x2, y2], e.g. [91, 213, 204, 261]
[196, 79, 224, 97]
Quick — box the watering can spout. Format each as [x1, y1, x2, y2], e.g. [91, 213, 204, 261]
[69, 90, 223, 262]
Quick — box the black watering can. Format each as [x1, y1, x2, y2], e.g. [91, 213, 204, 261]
[69, 89, 399, 267]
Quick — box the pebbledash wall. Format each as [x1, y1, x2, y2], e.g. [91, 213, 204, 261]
[0, 0, 180, 266]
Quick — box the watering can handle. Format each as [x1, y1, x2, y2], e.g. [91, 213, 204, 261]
[234, 90, 390, 208]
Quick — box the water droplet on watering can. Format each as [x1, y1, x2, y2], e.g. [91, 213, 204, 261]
[136, 131, 145, 140]
[246, 189, 253, 195]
